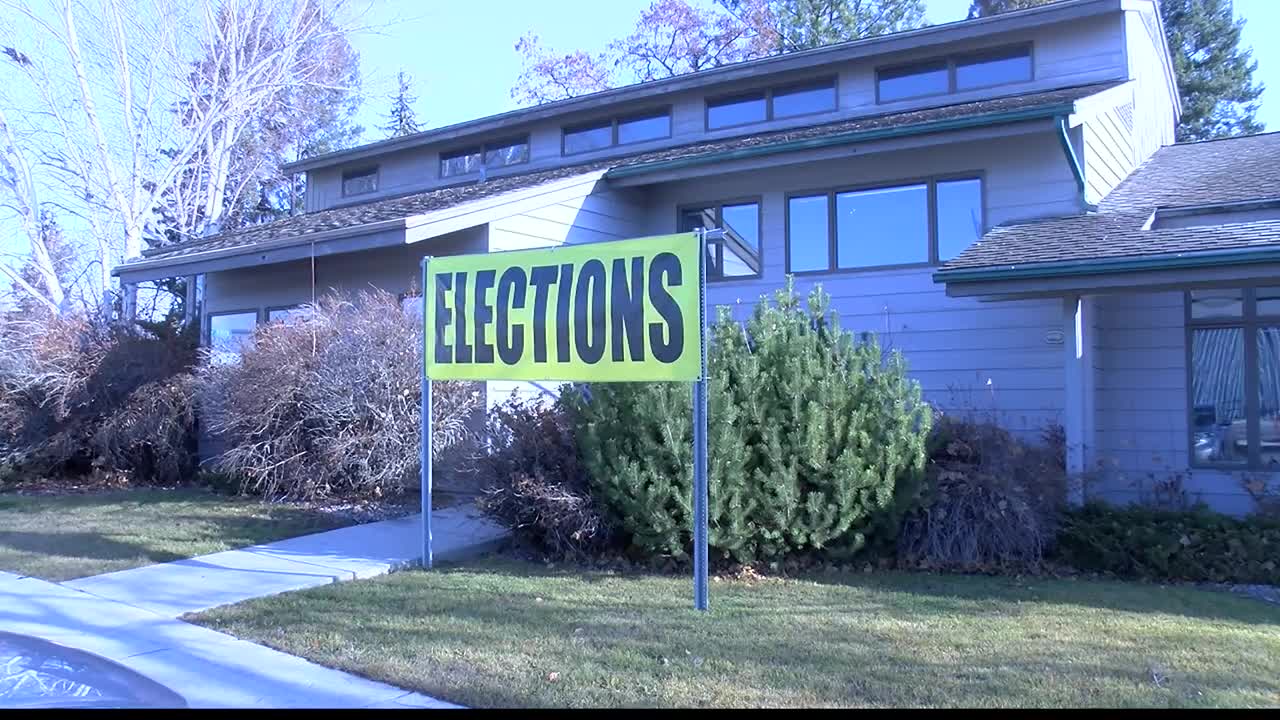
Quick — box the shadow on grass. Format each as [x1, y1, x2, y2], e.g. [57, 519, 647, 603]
[412, 558, 1280, 627]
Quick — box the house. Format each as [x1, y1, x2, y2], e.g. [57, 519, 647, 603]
[113, 0, 1279, 514]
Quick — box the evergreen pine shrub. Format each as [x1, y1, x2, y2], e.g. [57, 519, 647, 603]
[568, 279, 932, 562]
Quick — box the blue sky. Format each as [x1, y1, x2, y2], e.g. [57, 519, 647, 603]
[346, 0, 1279, 139]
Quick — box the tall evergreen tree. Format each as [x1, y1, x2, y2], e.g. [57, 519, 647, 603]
[383, 70, 422, 139]
[967, 0, 1059, 19]
[969, 0, 1265, 141]
[1161, 0, 1264, 141]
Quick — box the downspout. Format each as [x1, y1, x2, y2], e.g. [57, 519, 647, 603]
[1056, 116, 1097, 212]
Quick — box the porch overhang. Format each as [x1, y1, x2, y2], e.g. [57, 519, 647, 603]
[935, 246, 1280, 301]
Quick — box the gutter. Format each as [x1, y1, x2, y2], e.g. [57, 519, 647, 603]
[934, 244, 1280, 284]
[605, 104, 1074, 180]
[1056, 115, 1095, 210]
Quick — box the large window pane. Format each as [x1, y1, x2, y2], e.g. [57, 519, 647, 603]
[720, 202, 760, 278]
[563, 122, 613, 155]
[1190, 288, 1245, 319]
[707, 92, 766, 129]
[209, 312, 257, 364]
[773, 79, 837, 118]
[937, 178, 983, 261]
[440, 149, 481, 178]
[878, 61, 948, 102]
[484, 138, 529, 167]
[1191, 327, 1248, 464]
[955, 46, 1032, 90]
[1261, 326, 1280, 468]
[836, 184, 928, 268]
[1258, 286, 1280, 317]
[341, 168, 377, 196]
[617, 111, 670, 144]
[788, 195, 829, 272]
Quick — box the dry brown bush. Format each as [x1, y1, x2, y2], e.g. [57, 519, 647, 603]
[195, 290, 480, 500]
[896, 415, 1067, 573]
[0, 314, 198, 484]
[475, 394, 615, 559]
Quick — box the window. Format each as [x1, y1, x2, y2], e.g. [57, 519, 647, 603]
[440, 148, 481, 178]
[341, 167, 378, 196]
[440, 136, 529, 178]
[618, 111, 671, 144]
[771, 78, 837, 119]
[955, 46, 1033, 91]
[786, 176, 983, 273]
[877, 60, 949, 102]
[707, 92, 767, 129]
[562, 109, 672, 155]
[267, 306, 309, 324]
[877, 44, 1032, 103]
[836, 184, 929, 268]
[678, 200, 761, 280]
[705, 77, 838, 129]
[1188, 287, 1280, 469]
[563, 121, 613, 155]
[207, 311, 258, 364]
[936, 178, 984, 261]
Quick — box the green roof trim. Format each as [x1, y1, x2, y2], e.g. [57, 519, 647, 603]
[604, 104, 1075, 180]
[934, 245, 1280, 284]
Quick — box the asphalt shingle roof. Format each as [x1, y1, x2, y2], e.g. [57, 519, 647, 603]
[941, 131, 1280, 273]
[135, 82, 1117, 265]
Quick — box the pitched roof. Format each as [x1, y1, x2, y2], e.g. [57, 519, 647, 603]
[132, 82, 1116, 268]
[939, 131, 1280, 275]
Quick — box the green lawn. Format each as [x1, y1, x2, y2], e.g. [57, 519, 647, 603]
[190, 557, 1280, 708]
[0, 489, 353, 581]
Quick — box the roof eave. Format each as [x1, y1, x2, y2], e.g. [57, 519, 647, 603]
[282, 0, 1119, 175]
[933, 245, 1280, 285]
[605, 103, 1077, 181]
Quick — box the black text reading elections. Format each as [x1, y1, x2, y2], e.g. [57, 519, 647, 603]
[432, 253, 686, 367]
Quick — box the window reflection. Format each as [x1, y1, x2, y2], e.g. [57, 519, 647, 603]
[208, 312, 257, 364]
[788, 195, 829, 273]
[707, 92, 767, 129]
[1190, 288, 1245, 319]
[836, 184, 928, 268]
[1261, 326, 1280, 468]
[937, 178, 984, 261]
[1191, 327, 1248, 464]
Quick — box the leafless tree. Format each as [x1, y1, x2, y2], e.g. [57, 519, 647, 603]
[0, 0, 360, 316]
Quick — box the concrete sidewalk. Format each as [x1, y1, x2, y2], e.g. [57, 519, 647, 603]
[0, 570, 457, 708]
[64, 503, 507, 617]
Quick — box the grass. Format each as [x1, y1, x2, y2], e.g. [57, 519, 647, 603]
[0, 488, 354, 581]
[190, 557, 1280, 708]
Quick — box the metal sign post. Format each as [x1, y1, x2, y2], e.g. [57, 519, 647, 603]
[420, 256, 433, 570]
[692, 229, 713, 612]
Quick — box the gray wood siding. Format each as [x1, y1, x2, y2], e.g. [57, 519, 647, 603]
[203, 226, 488, 316]
[1094, 291, 1270, 514]
[643, 131, 1078, 437]
[1083, 104, 1136, 204]
[302, 10, 1131, 212]
[1124, 2, 1177, 165]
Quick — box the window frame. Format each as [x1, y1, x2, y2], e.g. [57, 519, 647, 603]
[784, 172, 986, 276]
[675, 195, 764, 282]
[440, 135, 530, 178]
[1186, 286, 1280, 470]
[704, 75, 838, 131]
[340, 166, 379, 197]
[205, 308, 261, 361]
[562, 107, 673, 156]
[875, 43, 1033, 104]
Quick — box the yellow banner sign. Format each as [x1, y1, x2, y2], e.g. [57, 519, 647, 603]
[424, 233, 702, 382]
